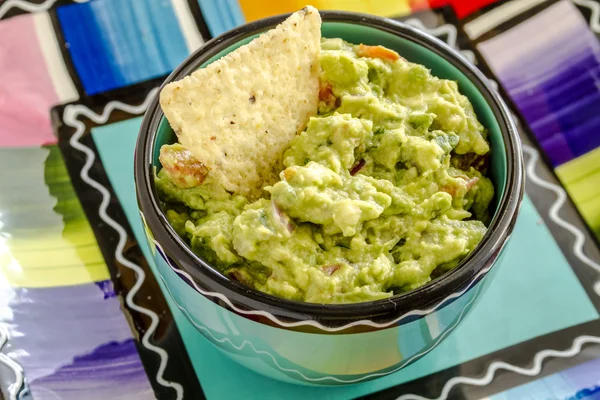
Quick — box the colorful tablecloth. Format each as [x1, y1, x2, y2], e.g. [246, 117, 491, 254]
[1, 1, 600, 399]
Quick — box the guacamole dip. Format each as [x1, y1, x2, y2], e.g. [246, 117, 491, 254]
[155, 38, 494, 304]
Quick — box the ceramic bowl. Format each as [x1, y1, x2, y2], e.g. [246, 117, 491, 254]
[134, 10, 524, 386]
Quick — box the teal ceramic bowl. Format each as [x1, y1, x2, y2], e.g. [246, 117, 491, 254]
[135, 11, 524, 385]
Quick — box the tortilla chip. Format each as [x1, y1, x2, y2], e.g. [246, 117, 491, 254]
[160, 6, 321, 199]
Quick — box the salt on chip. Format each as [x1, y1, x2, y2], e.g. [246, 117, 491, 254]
[160, 6, 321, 199]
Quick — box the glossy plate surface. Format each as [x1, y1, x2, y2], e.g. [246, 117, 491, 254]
[2, 0, 600, 399]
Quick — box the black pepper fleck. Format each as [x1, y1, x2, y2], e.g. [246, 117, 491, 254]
[249, 95, 256, 104]
[230, 121, 235, 124]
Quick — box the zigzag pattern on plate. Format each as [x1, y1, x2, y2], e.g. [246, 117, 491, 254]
[395, 334, 600, 400]
[0, 0, 87, 19]
[62, 89, 185, 400]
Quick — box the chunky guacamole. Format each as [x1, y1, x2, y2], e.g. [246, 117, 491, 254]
[155, 38, 494, 304]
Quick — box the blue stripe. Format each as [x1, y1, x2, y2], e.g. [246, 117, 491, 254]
[57, 0, 189, 95]
[224, 0, 245, 29]
[197, 0, 245, 37]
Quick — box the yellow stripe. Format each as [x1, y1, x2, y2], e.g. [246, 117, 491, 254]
[2, 259, 110, 288]
[4, 222, 111, 286]
[3, 234, 110, 288]
[238, 0, 411, 23]
[10, 242, 105, 269]
[0, 145, 110, 288]
[577, 197, 600, 232]
[559, 167, 600, 205]
[556, 146, 600, 185]
[556, 148, 600, 231]
[314, 0, 411, 15]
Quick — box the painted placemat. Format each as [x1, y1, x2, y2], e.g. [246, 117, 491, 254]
[2, 1, 600, 400]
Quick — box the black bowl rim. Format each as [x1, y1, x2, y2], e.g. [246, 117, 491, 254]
[135, 10, 524, 325]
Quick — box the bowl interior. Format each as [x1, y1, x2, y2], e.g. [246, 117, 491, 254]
[153, 21, 507, 216]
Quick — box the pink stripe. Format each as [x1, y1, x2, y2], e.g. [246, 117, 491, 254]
[0, 14, 60, 147]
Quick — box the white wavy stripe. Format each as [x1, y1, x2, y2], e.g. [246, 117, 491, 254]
[403, 19, 476, 64]
[573, 0, 600, 33]
[395, 335, 600, 400]
[156, 255, 482, 384]
[153, 227, 495, 332]
[0, 324, 24, 400]
[0, 0, 87, 19]
[63, 89, 184, 400]
[523, 145, 600, 295]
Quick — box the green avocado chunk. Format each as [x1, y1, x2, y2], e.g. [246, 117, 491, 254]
[155, 38, 494, 304]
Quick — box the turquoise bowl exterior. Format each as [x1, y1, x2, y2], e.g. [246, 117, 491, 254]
[142, 228, 505, 385]
[135, 11, 524, 386]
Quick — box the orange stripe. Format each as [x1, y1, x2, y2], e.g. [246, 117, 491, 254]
[238, 0, 412, 22]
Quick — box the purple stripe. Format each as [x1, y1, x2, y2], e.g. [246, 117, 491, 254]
[477, 0, 600, 166]
[3, 281, 153, 399]
[500, 45, 600, 90]
[563, 358, 600, 388]
[502, 51, 600, 166]
[31, 339, 153, 400]
[511, 64, 600, 125]
[527, 90, 600, 132]
[562, 115, 600, 157]
[510, 85, 600, 163]
[538, 132, 575, 166]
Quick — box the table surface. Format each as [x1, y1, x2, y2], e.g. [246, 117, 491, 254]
[2, 1, 600, 399]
